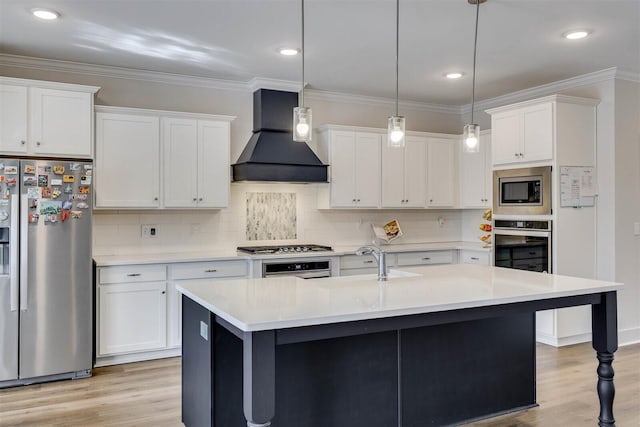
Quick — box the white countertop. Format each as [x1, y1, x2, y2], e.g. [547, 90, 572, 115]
[176, 264, 622, 332]
[93, 241, 490, 266]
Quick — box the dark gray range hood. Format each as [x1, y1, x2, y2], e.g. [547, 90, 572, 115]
[232, 89, 328, 182]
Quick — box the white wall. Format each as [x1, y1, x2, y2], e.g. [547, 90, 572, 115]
[614, 79, 640, 344]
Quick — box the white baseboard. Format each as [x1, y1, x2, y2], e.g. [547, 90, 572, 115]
[619, 327, 640, 347]
[536, 331, 592, 347]
[95, 347, 181, 367]
[537, 326, 640, 348]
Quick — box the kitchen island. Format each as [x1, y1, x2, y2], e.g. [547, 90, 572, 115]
[177, 265, 621, 427]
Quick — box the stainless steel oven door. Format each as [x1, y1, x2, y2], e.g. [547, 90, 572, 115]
[262, 260, 332, 279]
[493, 227, 552, 273]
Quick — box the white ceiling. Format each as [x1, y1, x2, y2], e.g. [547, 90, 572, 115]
[1, 0, 639, 106]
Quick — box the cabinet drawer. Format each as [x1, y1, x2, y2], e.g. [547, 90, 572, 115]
[99, 264, 167, 284]
[512, 246, 547, 260]
[397, 250, 454, 266]
[459, 251, 490, 265]
[512, 258, 547, 272]
[168, 260, 249, 280]
[340, 254, 381, 270]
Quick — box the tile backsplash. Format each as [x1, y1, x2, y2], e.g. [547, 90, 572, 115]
[93, 183, 480, 255]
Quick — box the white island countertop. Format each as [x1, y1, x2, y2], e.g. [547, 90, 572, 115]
[176, 264, 622, 332]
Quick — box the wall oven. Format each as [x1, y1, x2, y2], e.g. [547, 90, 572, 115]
[493, 166, 552, 215]
[493, 220, 552, 273]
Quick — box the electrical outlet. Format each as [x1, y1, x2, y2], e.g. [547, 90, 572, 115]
[200, 321, 208, 341]
[141, 224, 158, 238]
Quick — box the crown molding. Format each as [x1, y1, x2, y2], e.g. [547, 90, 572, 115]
[247, 77, 301, 92]
[0, 54, 248, 91]
[306, 89, 462, 115]
[616, 69, 640, 83]
[463, 67, 620, 114]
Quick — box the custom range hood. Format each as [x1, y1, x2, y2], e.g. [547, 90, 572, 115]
[232, 89, 328, 182]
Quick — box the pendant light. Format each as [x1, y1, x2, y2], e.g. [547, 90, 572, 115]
[387, 0, 405, 148]
[463, 0, 485, 153]
[293, 0, 312, 142]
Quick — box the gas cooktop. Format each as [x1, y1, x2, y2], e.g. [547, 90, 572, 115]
[237, 244, 333, 255]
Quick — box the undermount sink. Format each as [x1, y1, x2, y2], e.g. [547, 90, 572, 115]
[329, 269, 421, 281]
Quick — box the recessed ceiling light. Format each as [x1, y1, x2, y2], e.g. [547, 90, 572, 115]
[278, 47, 300, 56]
[563, 30, 590, 40]
[445, 72, 464, 79]
[32, 8, 60, 20]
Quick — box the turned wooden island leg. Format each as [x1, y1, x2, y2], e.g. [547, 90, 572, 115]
[243, 330, 275, 427]
[591, 291, 618, 427]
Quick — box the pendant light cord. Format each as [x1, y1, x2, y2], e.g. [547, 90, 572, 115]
[395, 0, 400, 116]
[301, 0, 305, 108]
[470, 0, 480, 124]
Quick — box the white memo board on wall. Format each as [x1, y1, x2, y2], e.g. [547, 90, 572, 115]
[559, 166, 597, 207]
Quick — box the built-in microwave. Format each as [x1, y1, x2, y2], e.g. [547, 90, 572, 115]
[493, 166, 551, 215]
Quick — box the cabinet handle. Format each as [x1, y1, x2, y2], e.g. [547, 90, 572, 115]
[21, 140, 26, 145]
[363, 260, 374, 264]
[471, 257, 479, 260]
[127, 273, 141, 277]
[204, 269, 218, 273]
[528, 251, 537, 255]
[422, 257, 431, 260]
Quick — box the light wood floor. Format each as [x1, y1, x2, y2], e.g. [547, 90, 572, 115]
[1, 343, 638, 426]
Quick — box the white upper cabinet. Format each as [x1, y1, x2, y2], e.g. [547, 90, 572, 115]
[0, 84, 28, 153]
[426, 137, 457, 208]
[382, 135, 426, 208]
[94, 106, 234, 209]
[490, 101, 553, 166]
[460, 132, 492, 208]
[0, 78, 99, 158]
[318, 128, 381, 208]
[163, 118, 230, 208]
[95, 111, 161, 208]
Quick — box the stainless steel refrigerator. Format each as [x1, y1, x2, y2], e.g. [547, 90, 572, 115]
[0, 158, 93, 387]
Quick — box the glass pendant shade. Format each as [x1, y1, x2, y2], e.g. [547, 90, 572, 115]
[387, 116, 405, 148]
[463, 123, 480, 153]
[293, 106, 312, 142]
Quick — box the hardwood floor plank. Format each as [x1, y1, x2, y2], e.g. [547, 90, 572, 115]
[1, 343, 638, 426]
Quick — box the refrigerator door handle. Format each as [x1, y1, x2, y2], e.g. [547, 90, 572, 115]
[20, 194, 28, 311]
[10, 194, 19, 312]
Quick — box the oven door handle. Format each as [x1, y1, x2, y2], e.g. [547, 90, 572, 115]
[295, 271, 331, 279]
[493, 229, 550, 237]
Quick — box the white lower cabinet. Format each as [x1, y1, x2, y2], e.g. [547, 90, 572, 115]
[167, 260, 249, 348]
[397, 250, 456, 266]
[459, 249, 490, 265]
[98, 281, 167, 356]
[97, 259, 249, 365]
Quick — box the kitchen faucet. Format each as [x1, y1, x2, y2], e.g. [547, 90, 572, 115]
[355, 245, 388, 281]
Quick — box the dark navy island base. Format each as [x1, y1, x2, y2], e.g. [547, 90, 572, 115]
[181, 291, 617, 427]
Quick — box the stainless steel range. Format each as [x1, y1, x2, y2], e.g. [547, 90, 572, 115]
[238, 245, 335, 278]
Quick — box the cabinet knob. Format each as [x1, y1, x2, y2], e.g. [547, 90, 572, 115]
[519, 152, 523, 157]
[429, 199, 433, 203]
[21, 140, 26, 145]
[199, 198, 203, 202]
[352, 199, 356, 203]
[154, 197, 158, 201]
[36, 141, 41, 146]
[162, 291, 166, 294]
[193, 198, 197, 202]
